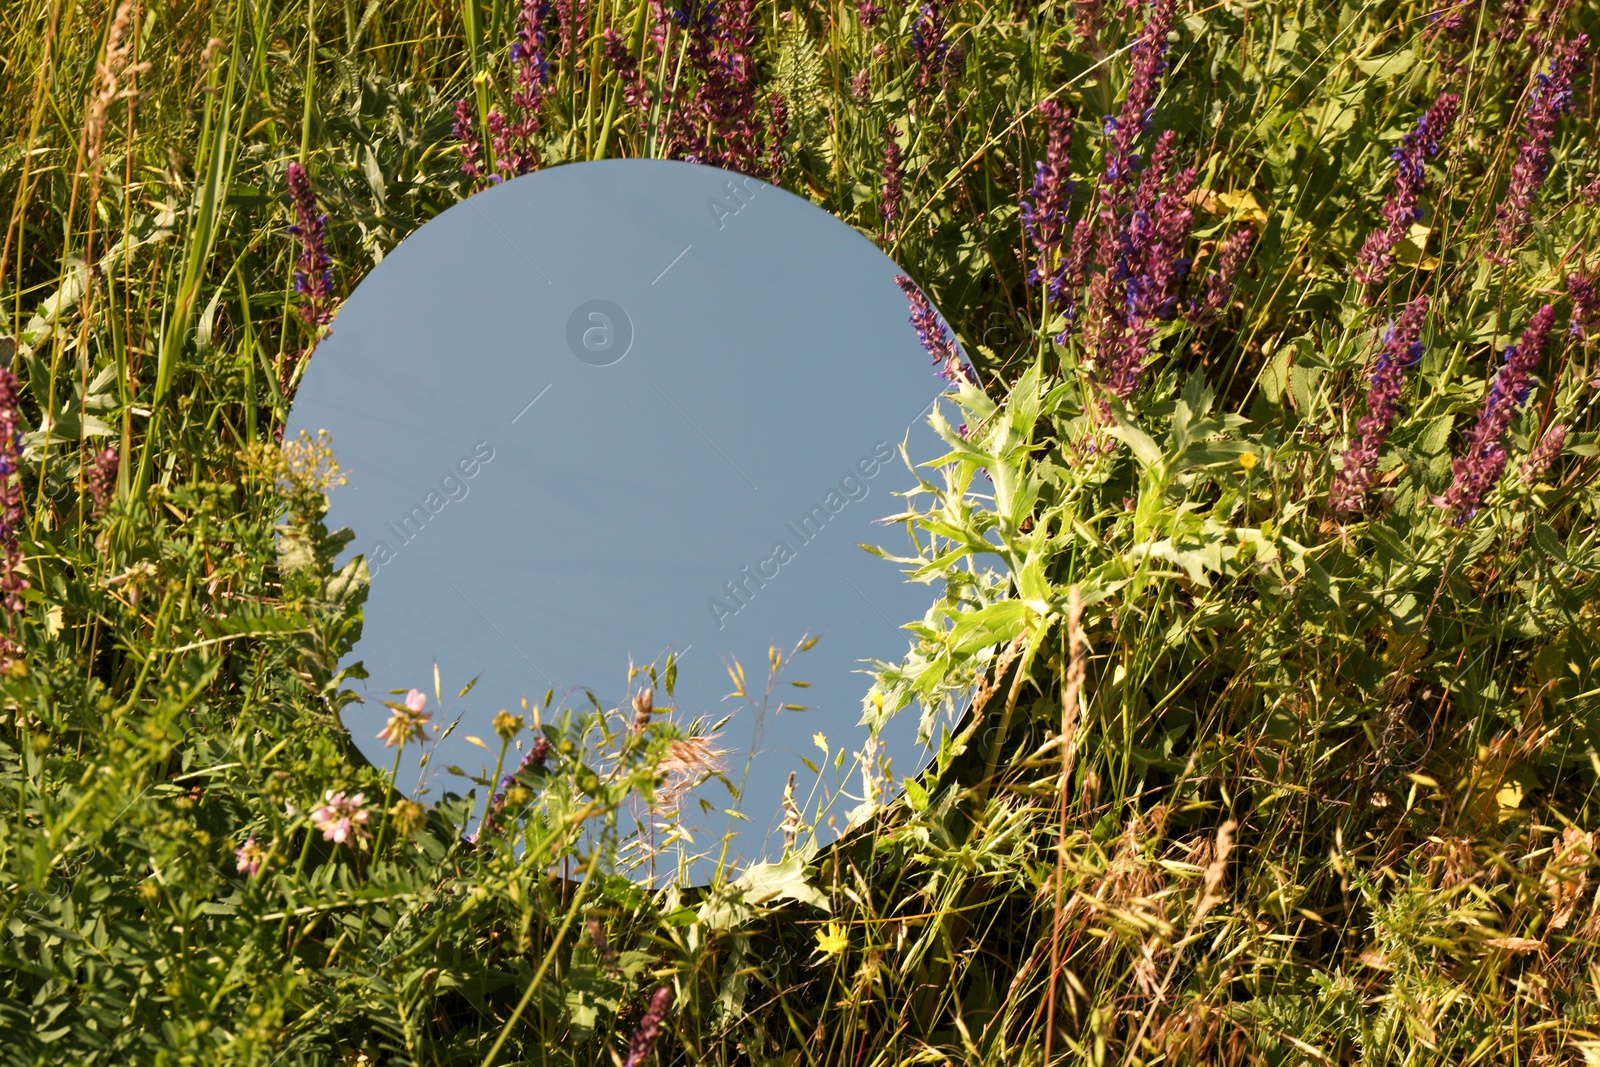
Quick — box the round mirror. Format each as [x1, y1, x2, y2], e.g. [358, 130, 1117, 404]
[286, 159, 962, 879]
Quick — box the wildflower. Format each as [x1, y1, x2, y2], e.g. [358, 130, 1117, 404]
[310, 790, 372, 845]
[85, 446, 118, 520]
[234, 834, 267, 877]
[0, 368, 29, 617]
[1095, 130, 1196, 400]
[285, 162, 334, 327]
[1193, 226, 1254, 324]
[1493, 36, 1587, 256]
[1495, 0, 1527, 44]
[911, 1, 948, 92]
[388, 798, 425, 837]
[814, 921, 849, 956]
[1568, 267, 1596, 339]
[1583, 172, 1600, 206]
[1353, 92, 1459, 288]
[850, 68, 871, 102]
[1100, 0, 1176, 209]
[880, 124, 903, 243]
[622, 986, 674, 1067]
[491, 0, 552, 177]
[766, 92, 788, 179]
[493, 708, 524, 740]
[452, 98, 486, 180]
[377, 688, 431, 748]
[1074, 0, 1101, 42]
[856, 0, 883, 28]
[553, 0, 587, 64]
[1329, 296, 1429, 513]
[1439, 304, 1556, 521]
[668, 0, 765, 174]
[1521, 422, 1566, 483]
[894, 275, 978, 387]
[1020, 100, 1076, 310]
[601, 29, 649, 111]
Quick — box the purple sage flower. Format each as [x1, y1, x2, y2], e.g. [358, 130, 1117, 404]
[1521, 422, 1566, 482]
[1193, 227, 1254, 324]
[880, 124, 904, 243]
[1100, 0, 1176, 211]
[553, 0, 587, 64]
[86, 446, 118, 521]
[1329, 296, 1429, 514]
[1493, 36, 1587, 257]
[492, 0, 552, 177]
[895, 275, 977, 387]
[1095, 129, 1196, 399]
[1074, 0, 1101, 42]
[0, 368, 28, 617]
[850, 68, 872, 103]
[911, 1, 948, 92]
[666, 0, 765, 175]
[1353, 92, 1459, 288]
[1495, 0, 1528, 44]
[452, 98, 486, 180]
[285, 162, 334, 327]
[602, 29, 649, 112]
[1439, 303, 1556, 521]
[857, 0, 884, 28]
[1568, 267, 1596, 339]
[766, 92, 787, 179]
[623, 986, 675, 1067]
[1020, 100, 1076, 311]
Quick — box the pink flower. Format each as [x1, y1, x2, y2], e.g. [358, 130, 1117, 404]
[235, 834, 267, 877]
[310, 790, 371, 845]
[377, 688, 432, 748]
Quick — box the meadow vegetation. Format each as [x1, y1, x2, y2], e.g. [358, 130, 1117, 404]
[3, 0, 1600, 1062]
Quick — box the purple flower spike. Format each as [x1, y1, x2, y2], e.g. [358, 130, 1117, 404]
[553, 0, 587, 63]
[856, 0, 884, 28]
[1095, 129, 1196, 399]
[1329, 296, 1428, 514]
[86, 446, 118, 521]
[1439, 304, 1556, 521]
[1193, 227, 1254, 324]
[1353, 92, 1459, 289]
[880, 124, 904, 243]
[1021, 100, 1076, 311]
[452, 98, 486, 179]
[895, 275, 977, 388]
[1568, 268, 1596, 339]
[602, 30, 649, 112]
[912, 1, 949, 92]
[623, 986, 675, 1067]
[0, 368, 28, 618]
[1101, 0, 1176, 212]
[1521, 422, 1566, 483]
[285, 162, 334, 327]
[1493, 35, 1587, 257]
[494, 0, 551, 177]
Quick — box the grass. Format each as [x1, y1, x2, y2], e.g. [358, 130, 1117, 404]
[3, 0, 1600, 1063]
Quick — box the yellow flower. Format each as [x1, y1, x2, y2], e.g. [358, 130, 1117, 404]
[814, 921, 849, 957]
[1238, 451, 1259, 471]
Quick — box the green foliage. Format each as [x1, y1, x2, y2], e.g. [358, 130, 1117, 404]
[3, 0, 1600, 1063]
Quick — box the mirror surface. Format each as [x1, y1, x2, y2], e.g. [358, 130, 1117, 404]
[286, 159, 961, 878]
